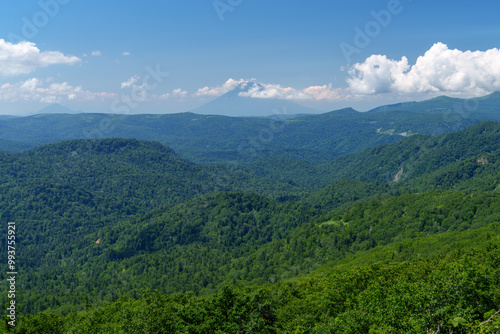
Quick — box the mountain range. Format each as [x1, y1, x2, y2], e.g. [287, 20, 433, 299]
[0, 91, 499, 332]
[0, 91, 498, 166]
[370, 91, 500, 117]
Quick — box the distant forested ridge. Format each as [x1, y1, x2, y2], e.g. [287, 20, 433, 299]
[1, 92, 500, 166]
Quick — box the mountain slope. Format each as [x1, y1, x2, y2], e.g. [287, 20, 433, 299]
[321, 121, 500, 184]
[8, 186, 498, 315]
[0, 138, 302, 298]
[248, 121, 500, 189]
[10, 221, 500, 333]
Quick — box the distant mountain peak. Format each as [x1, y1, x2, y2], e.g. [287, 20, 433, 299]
[219, 81, 261, 99]
[36, 104, 78, 115]
[236, 80, 260, 91]
[190, 81, 319, 117]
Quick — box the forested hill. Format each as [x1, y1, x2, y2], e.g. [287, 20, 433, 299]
[251, 121, 500, 188]
[0, 137, 302, 246]
[1, 138, 301, 209]
[0, 137, 304, 315]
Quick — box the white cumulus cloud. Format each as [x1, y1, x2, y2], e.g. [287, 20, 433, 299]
[121, 75, 140, 89]
[194, 78, 248, 96]
[238, 83, 311, 100]
[347, 43, 500, 96]
[160, 88, 188, 100]
[0, 39, 81, 76]
[0, 78, 116, 103]
[194, 78, 347, 101]
[172, 88, 187, 97]
[91, 51, 102, 56]
[239, 82, 347, 101]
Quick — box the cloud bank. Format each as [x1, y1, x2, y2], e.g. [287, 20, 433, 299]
[196, 78, 347, 101]
[0, 78, 115, 103]
[195, 78, 248, 96]
[347, 43, 500, 96]
[0, 39, 81, 76]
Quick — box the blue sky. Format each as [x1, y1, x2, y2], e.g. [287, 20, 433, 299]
[0, 0, 499, 115]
